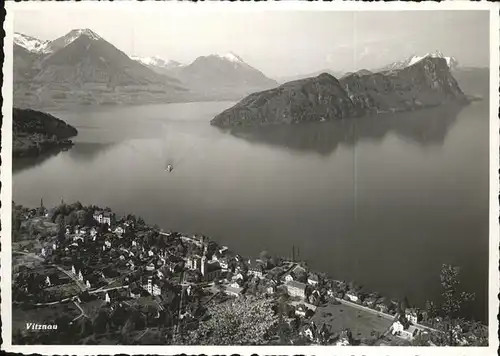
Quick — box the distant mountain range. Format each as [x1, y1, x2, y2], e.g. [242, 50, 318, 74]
[211, 56, 469, 128]
[131, 52, 278, 99]
[14, 30, 482, 112]
[376, 51, 460, 72]
[13, 29, 277, 109]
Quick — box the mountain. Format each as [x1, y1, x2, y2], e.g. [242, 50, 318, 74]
[14, 32, 51, 53]
[130, 55, 184, 75]
[210, 56, 468, 128]
[379, 51, 459, 72]
[171, 52, 278, 99]
[13, 29, 189, 109]
[34, 30, 181, 86]
[13, 108, 78, 158]
[276, 69, 344, 84]
[13, 43, 43, 81]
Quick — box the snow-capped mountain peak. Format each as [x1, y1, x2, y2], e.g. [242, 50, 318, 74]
[130, 55, 184, 68]
[407, 51, 458, 68]
[61, 28, 102, 46]
[14, 32, 51, 53]
[382, 51, 459, 72]
[212, 52, 245, 64]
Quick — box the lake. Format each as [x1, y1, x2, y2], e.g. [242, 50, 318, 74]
[13, 90, 489, 321]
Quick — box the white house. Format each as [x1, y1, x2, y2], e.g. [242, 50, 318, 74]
[219, 258, 229, 270]
[295, 305, 307, 317]
[307, 273, 319, 286]
[345, 292, 359, 303]
[405, 308, 420, 324]
[284, 274, 294, 282]
[391, 321, 404, 335]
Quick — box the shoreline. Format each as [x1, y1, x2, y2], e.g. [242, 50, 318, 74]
[11, 202, 487, 340]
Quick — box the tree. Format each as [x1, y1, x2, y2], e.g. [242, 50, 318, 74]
[440, 264, 475, 319]
[55, 214, 65, 228]
[259, 250, 271, 263]
[187, 296, 279, 345]
[439, 264, 475, 345]
[425, 300, 438, 320]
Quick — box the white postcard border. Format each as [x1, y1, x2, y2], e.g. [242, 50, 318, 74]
[1, 1, 499, 355]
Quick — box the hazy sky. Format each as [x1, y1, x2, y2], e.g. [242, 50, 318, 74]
[14, 9, 489, 77]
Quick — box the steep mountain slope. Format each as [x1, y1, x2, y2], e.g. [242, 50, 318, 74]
[35, 33, 181, 86]
[211, 57, 468, 128]
[13, 29, 190, 109]
[13, 43, 43, 82]
[13, 108, 78, 158]
[14, 32, 51, 53]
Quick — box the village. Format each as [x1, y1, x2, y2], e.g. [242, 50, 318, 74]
[11, 201, 484, 346]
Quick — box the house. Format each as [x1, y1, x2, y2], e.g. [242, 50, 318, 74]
[145, 277, 164, 296]
[336, 329, 352, 346]
[301, 322, 318, 341]
[307, 273, 319, 286]
[375, 302, 389, 313]
[285, 280, 307, 299]
[230, 279, 244, 289]
[128, 287, 141, 299]
[45, 275, 53, 287]
[405, 308, 421, 324]
[308, 289, 321, 305]
[146, 263, 156, 271]
[295, 304, 308, 317]
[266, 285, 276, 294]
[219, 257, 229, 270]
[391, 320, 404, 335]
[201, 256, 222, 281]
[233, 272, 245, 281]
[84, 273, 101, 289]
[345, 291, 359, 303]
[186, 255, 202, 270]
[93, 211, 115, 226]
[105, 289, 124, 304]
[247, 259, 264, 278]
[114, 226, 125, 236]
[284, 273, 295, 282]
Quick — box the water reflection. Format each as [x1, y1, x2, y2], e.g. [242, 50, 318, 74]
[227, 104, 465, 156]
[66, 142, 115, 163]
[13, 148, 65, 173]
[12, 142, 115, 173]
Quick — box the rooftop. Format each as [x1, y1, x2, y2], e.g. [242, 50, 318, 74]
[286, 280, 307, 291]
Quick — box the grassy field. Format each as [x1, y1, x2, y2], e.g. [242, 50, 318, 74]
[310, 302, 393, 341]
[12, 253, 44, 271]
[80, 299, 107, 319]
